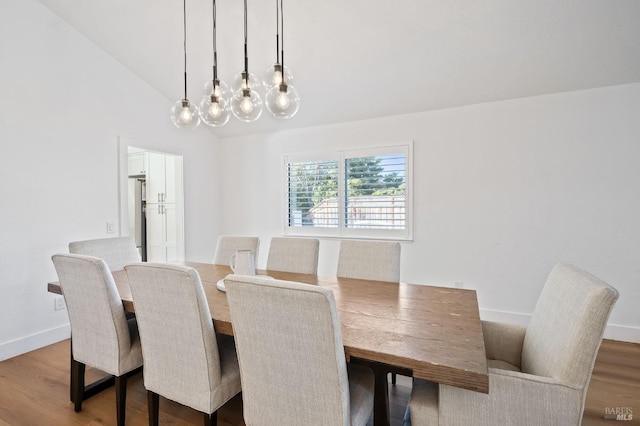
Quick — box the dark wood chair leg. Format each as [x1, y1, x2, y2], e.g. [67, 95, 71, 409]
[148, 390, 159, 426]
[69, 340, 74, 403]
[391, 372, 397, 385]
[70, 338, 121, 405]
[115, 375, 127, 426]
[71, 358, 85, 412]
[204, 411, 217, 426]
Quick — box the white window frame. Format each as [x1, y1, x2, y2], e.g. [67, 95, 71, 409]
[283, 142, 413, 241]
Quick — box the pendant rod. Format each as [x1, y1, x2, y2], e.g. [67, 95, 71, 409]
[212, 0, 218, 83]
[243, 0, 249, 87]
[183, 0, 188, 100]
[280, 0, 286, 85]
[275, 0, 280, 63]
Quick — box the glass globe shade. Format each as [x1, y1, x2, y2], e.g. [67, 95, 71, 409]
[232, 71, 262, 92]
[170, 99, 201, 129]
[230, 88, 263, 122]
[265, 84, 300, 119]
[198, 94, 230, 127]
[262, 63, 294, 90]
[202, 79, 230, 100]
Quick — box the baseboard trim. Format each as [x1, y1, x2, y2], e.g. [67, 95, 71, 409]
[480, 308, 640, 343]
[601, 323, 640, 343]
[0, 324, 70, 361]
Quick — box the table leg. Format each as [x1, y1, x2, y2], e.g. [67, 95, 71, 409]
[373, 366, 390, 426]
[351, 358, 390, 426]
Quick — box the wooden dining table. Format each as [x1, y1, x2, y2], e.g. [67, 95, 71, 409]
[49, 261, 488, 426]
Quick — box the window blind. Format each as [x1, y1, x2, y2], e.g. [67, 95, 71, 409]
[344, 154, 406, 229]
[287, 159, 339, 228]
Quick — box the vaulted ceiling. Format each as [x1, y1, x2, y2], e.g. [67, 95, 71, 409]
[37, 0, 640, 138]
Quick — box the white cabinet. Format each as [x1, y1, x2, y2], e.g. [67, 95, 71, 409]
[145, 152, 182, 263]
[128, 152, 147, 176]
[145, 203, 177, 263]
[147, 152, 176, 204]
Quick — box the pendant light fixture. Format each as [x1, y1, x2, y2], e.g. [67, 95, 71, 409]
[230, 0, 263, 122]
[199, 0, 230, 127]
[170, 0, 201, 129]
[262, 0, 294, 90]
[265, 0, 300, 119]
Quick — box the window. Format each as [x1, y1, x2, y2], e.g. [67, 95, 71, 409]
[284, 143, 412, 240]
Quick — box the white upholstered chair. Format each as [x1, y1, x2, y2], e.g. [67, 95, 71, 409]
[212, 235, 259, 266]
[407, 262, 619, 426]
[266, 237, 320, 274]
[225, 275, 375, 426]
[337, 240, 401, 283]
[69, 237, 140, 271]
[51, 254, 143, 426]
[337, 239, 402, 384]
[124, 263, 241, 426]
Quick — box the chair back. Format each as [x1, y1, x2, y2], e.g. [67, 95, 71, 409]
[69, 237, 140, 271]
[51, 253, 140, 375]
[337, 240, 401, 282]
[124, 263, 222, 414]
[212, 236, 259, 266]
[225, 275, 351, 426]
[266, 237, 320, 274]
[522, 263, 619, 390]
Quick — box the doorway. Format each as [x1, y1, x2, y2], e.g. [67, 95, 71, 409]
[118, 139, 185, 263]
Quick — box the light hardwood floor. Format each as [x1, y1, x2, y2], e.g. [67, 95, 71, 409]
[0, 339, 638, 425]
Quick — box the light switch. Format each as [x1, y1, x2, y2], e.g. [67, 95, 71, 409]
[106, 222, 115, 234]
[54, 297, 66, 311]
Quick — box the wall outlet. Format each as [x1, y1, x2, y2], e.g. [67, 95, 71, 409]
[106, 222, 115, 234]
[454, 281, 464, 289]
[54, 296, 66, 311]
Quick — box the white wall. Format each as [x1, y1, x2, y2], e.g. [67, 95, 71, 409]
[1, 1, 638, 362]
[0, 1, 222, 360]
[218, 83, 640, 342]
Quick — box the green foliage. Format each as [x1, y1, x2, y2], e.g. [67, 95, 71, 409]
[346, 157, 404, 196]
[373, 182, 405, 196]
